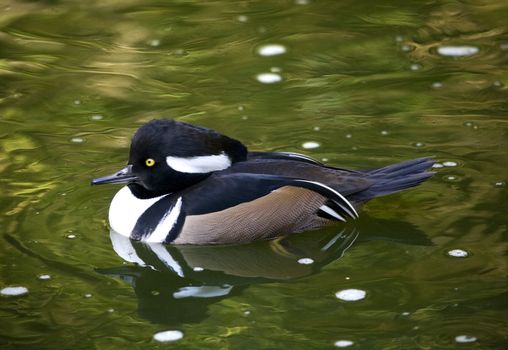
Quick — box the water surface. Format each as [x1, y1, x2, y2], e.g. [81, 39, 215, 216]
[1, 1, 507, 349]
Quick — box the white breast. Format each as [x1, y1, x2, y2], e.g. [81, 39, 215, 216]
[108, 186, 167, 237]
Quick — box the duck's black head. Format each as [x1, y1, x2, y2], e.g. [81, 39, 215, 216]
[92, 119, 248, 198]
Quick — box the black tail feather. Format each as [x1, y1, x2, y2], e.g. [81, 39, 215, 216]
[352, 157, 435, 202]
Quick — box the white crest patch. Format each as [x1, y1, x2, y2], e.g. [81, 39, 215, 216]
[145, 197, 183, 243]
[109, 186, 168, 237]
[166, 153, 231, 173]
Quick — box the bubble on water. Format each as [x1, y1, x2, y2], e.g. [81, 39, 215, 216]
[174, 48, 187, 56]
[443, 161, 458, 167]
[455, 335, 477, 343]
[237, 15, 248, 23]
[448, 249, 468, 258]
[153, 330, 183, 342]
[1, 286, 29, 296]
[395, 35, 404, 43]
[244, 310, 251, 315]
[321, 158, 328, 162]
[38, 274, 51, 280]
[256, 73, 282, 84]
[410, 63, 421, 71]
[151, 290, 160, 296]
[295, 0, 310, 5]
[70, 137, 84, 144]
[432, 82, 443, 89]
[401, 44, 412, 52]
[335, 289, 366, 301]
[463, 121, 474, 127]
[73, 100, 81, 105]
[494, 181, 505, 187]
[193, 267, 204, 272]
[270, 67, 281, 73]
[149, 39, 160, 47]
[413, 142, 425, 148]
[500, 43, 508, 50]
[302, 141, 320, 149]
[345, 276, 350, 280]
[313, 126, 321, 131]
[91, 114, 103, 121]
[432, 163, 444, 168]
[84, 293, 92, 298]
[345, 134, 352, 139]
[437, 46, 479, 57]
[257, 44, 287, 57]
[444, 175, 459, 182]
[401, 312, 410, 316]
[380, 130, 389, 135]
[297, 258, 314, 265]
[237, 105, 245, 111]
[493, 80, 503, 88]
[107, 308, 115, 313]
[66, 234, 76, 239]
[241, 115, 248, 120]
[334, 340, 354, 347]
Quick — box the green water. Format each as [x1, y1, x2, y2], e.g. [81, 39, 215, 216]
[1, 0, 507, 349]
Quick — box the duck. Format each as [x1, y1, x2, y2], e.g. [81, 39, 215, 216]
[92, 119, 434, 245]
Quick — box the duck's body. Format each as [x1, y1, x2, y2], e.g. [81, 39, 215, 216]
[93, 119, 434, 245]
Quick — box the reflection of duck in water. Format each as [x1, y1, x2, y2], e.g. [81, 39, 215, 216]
[98, 220, 431, 326]
[98, 227, 358, 325]
[92, 119, 434, 245]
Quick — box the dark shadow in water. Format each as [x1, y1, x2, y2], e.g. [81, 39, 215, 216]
[97, 216, 432, 326]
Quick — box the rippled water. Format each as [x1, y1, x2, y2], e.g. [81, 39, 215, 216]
[1, 1, 507, 349]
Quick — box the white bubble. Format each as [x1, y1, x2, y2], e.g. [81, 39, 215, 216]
[345, 134, 352, 139]
[334, 340, 354, 347]
[193, 267, 204, 272]
[437, 46, 479, 57]
[410, 63, 421, 71]
[38, 274, 51, 280]
[73, 100, 81, 105]
[257, 44, 287, 56]
[455, 335, 477, 343]
[297, 258, 314, 265]
[67, 234, 76, 239]
[495, 181, 505, 187]
[335, 288, 366, 301]
[237, 15, 248, 23]
[256, 73, 282, 84]
[70, 137, 84, 144]
[401, 312, 410, 316]
[84, 293, 92, 298]
[149, 39, 160, 47]
[321, 158, 328, 162]
[414, 142, 425, 147]
[270, 67, 281, 73]
[380, 130, 389, 135]
[448, 249, 468, 258]
[445, 175, 458, 181]
[432, 163, 444, 168]
[443, 161, 457, 167]
[295, 0, 310, 4]
[432, 82, 443, 89]
[302, 141, 320, 149]
[153, 330, 183, 342]
[1, 286, 29, 296]
[313, 126, 320, 131]
[91, 115, 103, 120]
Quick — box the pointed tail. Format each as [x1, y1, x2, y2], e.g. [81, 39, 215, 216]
[352, 157, 435, 202]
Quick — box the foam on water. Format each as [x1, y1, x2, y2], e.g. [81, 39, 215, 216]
[1, 286, 29, 296]
[153, 330, 183, 342]
[437, 46, 479, 57]
[256, 73, 282, 84]
[334, 340, 354, 347]
[335, 289, 366, 301]
[297, 258, 314, 265]
[257, 44, 287, 56]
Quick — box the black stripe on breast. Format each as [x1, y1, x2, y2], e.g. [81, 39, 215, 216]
[131, 195, 185, 242]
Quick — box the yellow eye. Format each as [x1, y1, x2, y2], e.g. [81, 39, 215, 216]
[145, 158, 155, 167]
